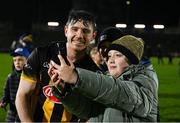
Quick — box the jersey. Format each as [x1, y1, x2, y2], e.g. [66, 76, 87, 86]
[20, 42, 100, 122]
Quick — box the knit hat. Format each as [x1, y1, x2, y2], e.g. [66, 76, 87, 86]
[97, 27, 124, 50]
[107, 35, 144, 64]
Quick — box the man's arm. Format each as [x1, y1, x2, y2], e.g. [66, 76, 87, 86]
[15, 79, 36, 122]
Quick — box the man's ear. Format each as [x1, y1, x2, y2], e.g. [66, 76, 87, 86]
[64, 26, 68, 37]
[92, 31, 97, 39]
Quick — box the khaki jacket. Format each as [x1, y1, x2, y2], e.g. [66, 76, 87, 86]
[53, 64, 158, 122]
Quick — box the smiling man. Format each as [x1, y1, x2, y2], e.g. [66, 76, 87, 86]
[15, 10, 100, 122]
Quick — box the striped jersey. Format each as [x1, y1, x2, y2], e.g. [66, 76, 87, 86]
[21, 42, 100, 122]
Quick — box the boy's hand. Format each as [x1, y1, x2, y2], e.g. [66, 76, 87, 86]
[49, 54, 78, 84]
[0, 100, 7, 110]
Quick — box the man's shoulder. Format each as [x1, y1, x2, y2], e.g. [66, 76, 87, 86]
[30, 41, 67, 65]
[6, 70, 18, 80]
[33, 41, 66, 56]
[77, 54, 100, 72]
[7, 73, 13, 79]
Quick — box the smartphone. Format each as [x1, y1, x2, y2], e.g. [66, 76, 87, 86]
[50, 42, 69, 65]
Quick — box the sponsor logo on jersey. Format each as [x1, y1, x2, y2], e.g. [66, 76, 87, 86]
[43, 85, 62, 104]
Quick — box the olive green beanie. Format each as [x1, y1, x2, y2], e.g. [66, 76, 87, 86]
[107, 35, 144, 64]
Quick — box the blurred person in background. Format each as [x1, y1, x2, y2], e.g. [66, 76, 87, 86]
[178, 60, 180, 78]
[11, 33, 34, 53]
[156, 44, 164, 64]
[10, 33, 34, 71]
[0, 47, 30, 122]
[97, 26, 124, 72]
[97, 27, 124, 61]
[90, 46, 106, 72]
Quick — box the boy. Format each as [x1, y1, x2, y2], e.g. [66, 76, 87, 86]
[0, 47, 30, 122]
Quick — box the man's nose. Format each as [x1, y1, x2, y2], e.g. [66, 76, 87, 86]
[76, 30, 83, 38]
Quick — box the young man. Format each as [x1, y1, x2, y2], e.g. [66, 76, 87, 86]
[96, 27, 124, 72]
[97, 26, 124, 59]
[15, 10, 100, 122]
[48, 35, 159, 122]
[0, 47, 30, 122]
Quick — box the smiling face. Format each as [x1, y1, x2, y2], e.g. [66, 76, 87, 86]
[107, 50, 129, 78]
[13, 56, 27, 71]
[64, 20, 96, 52]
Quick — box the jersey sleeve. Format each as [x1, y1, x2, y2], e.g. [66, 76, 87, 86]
[21, 48, 40, 84]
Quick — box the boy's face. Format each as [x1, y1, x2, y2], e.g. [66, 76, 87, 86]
[107, 50, 129, 78]
[13, 56, 27, 71]
[64, 20, 96, 52]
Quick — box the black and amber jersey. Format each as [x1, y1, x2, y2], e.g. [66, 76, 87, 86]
[21, 42, 100, 122]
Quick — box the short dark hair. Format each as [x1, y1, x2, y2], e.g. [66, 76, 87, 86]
[66, 10, 97, 31]
[98, 27, 124, 50]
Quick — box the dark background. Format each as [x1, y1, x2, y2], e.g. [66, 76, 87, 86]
[0, 0, 179, 56]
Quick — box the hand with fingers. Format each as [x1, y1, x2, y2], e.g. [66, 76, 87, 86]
[0, 100, 7, 111]
[48, 54, 78, 85]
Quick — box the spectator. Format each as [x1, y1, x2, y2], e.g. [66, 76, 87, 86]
[49, 35, 159, 122]
[178, 60, 180, 78]
[156, 44, 164, 64]
[11, 33, 34, 53]
[97, 27, 124, 60]
[97, 27, 124, 72]
[15, 10, 100, 122]
[90, 46, 106, 72]
[167, 52, 173, 64]
[0, 47, 30, 122]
